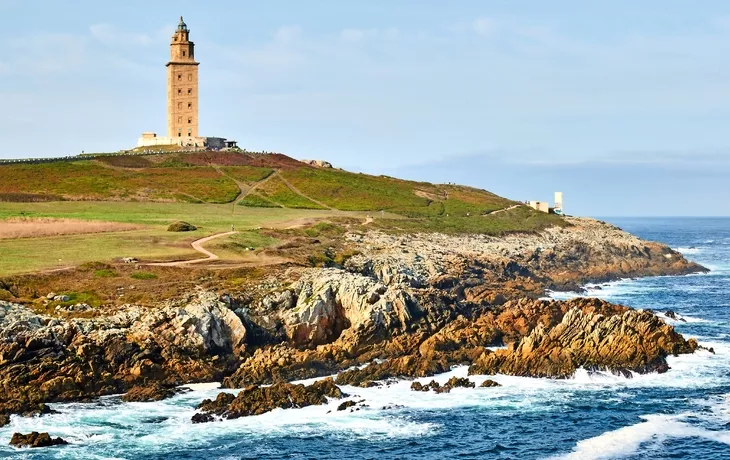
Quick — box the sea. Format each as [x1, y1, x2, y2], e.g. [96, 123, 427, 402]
[1, 217, 729, 459]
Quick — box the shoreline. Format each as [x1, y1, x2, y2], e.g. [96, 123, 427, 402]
[0, 217, 710, 428]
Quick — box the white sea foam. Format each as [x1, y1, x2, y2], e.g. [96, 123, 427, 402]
[551, 413, 730, 460]
[675, 246, 704, 255]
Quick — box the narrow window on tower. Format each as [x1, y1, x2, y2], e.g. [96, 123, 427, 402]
[188, 74, 192, 82]
[178, 89, 182, 96]
[188, 118, 192, 124]
[188, 103, 192, 109]
[178, 102, 182, 109]
[178, 74, 182, 81]
[182, 51, 186, 57]
[178, 117, 182, 124]
[188, 128, 192, 136]
[187, 88, 192, 95]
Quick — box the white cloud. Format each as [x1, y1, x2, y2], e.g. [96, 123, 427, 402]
[473, 17, 496, 36]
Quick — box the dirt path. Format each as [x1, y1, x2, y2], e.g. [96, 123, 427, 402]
[146, 231, 238, 267]
[235, 173, 280, 207]
[274, 171, 335, 210]
[486, 204, 522, 215]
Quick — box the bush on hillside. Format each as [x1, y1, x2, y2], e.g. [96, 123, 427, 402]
[167, 221, 197, 232]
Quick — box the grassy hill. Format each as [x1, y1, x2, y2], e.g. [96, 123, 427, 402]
[0, 150, 567, 275]
[0, 151, 519, 217]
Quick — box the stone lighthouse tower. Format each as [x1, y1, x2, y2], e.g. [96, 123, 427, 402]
[166, 16, 199, 141]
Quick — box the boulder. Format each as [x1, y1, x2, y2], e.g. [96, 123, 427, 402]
[480, 379, 501, 388]
[337, 400, 357, 411]
[9, 432, 68, 448]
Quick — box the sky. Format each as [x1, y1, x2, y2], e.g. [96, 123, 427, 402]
[1, 0, 729, 216]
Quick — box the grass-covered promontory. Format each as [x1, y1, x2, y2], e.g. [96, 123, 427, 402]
[0, 150, 567, 275]
[0, 151, 512, 217]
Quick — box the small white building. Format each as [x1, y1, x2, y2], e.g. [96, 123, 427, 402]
[528, 201, 550, 213]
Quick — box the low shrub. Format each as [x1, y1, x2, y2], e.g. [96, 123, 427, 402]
[167, 221, 197, 232]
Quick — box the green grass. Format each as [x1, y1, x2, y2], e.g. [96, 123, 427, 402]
[0, 152, 570, 276]
[0, 161, 239, 203]
[373, 206, 568, 235]
[130, 271, 158, 280]
[208, 230, 280, 259]
[0, 201, 354, 275]
[279, 167, 512, 217]
[94, 269, 118, 278]
[238, 194, 279, 208]
[251, 176, 326, 209]
[220, 166, 274, 184]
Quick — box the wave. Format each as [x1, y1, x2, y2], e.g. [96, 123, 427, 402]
[675, 246, 704, 255]
[551, 413, 730, 460]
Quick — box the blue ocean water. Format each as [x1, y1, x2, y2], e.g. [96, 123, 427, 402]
[1, 217, 729, 460]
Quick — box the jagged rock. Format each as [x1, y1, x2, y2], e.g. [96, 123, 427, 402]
[9, 432, 68, 448]
[191, 413, 214, 424]
[302, 160, 333, 168]
[193, 378, 344, 421]
[469, 307, 697, 378]
[664, 310, 686, 322]
[445, 376, 474, 389]
[480, 379, 501, 388]
[337, 400, 357, 411]
[0, 217, 707, 423]
[275, 268, 419, 347]
[121, 383, 184, 402]
[411, 377, 474, 394]
[0, 292, 245, 420]
[0, 414, 9, 427]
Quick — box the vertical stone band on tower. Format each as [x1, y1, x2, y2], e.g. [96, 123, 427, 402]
[166, 16, 199, 142]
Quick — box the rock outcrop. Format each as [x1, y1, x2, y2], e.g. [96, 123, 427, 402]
[0, 218, 706, 423]
[121, 383, 185, 402]
[0, 292, 246, 420]
[193, 378, 344, 421]
[9, 432, 68, 448]
[469, 307, 697, 378]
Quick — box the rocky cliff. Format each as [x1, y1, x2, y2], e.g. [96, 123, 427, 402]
[0, 218, 706, 424]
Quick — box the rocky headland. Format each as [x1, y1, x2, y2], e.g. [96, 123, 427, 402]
[0, 217, 707, 426]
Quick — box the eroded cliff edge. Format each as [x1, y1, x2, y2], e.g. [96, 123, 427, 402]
[0, 217, 707, 425]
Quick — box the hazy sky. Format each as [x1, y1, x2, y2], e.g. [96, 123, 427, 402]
[1, 0, 729, 216]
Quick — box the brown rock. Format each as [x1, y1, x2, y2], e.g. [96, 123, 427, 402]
[469, 307, 696, 378]
[9, 432, 68, 448]
[193, 378, 345, 422]
[337, 400, 357, 411]
[480, 379, 501, 388]
[121, 383, 183, 402]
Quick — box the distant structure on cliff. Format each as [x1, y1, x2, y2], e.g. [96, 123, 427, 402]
[528, 192, 564, 215]
[554, 191, 564, 215]
[137, 17, 236, 150]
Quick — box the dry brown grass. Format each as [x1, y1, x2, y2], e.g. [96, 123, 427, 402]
[0, 217, 143, 239]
